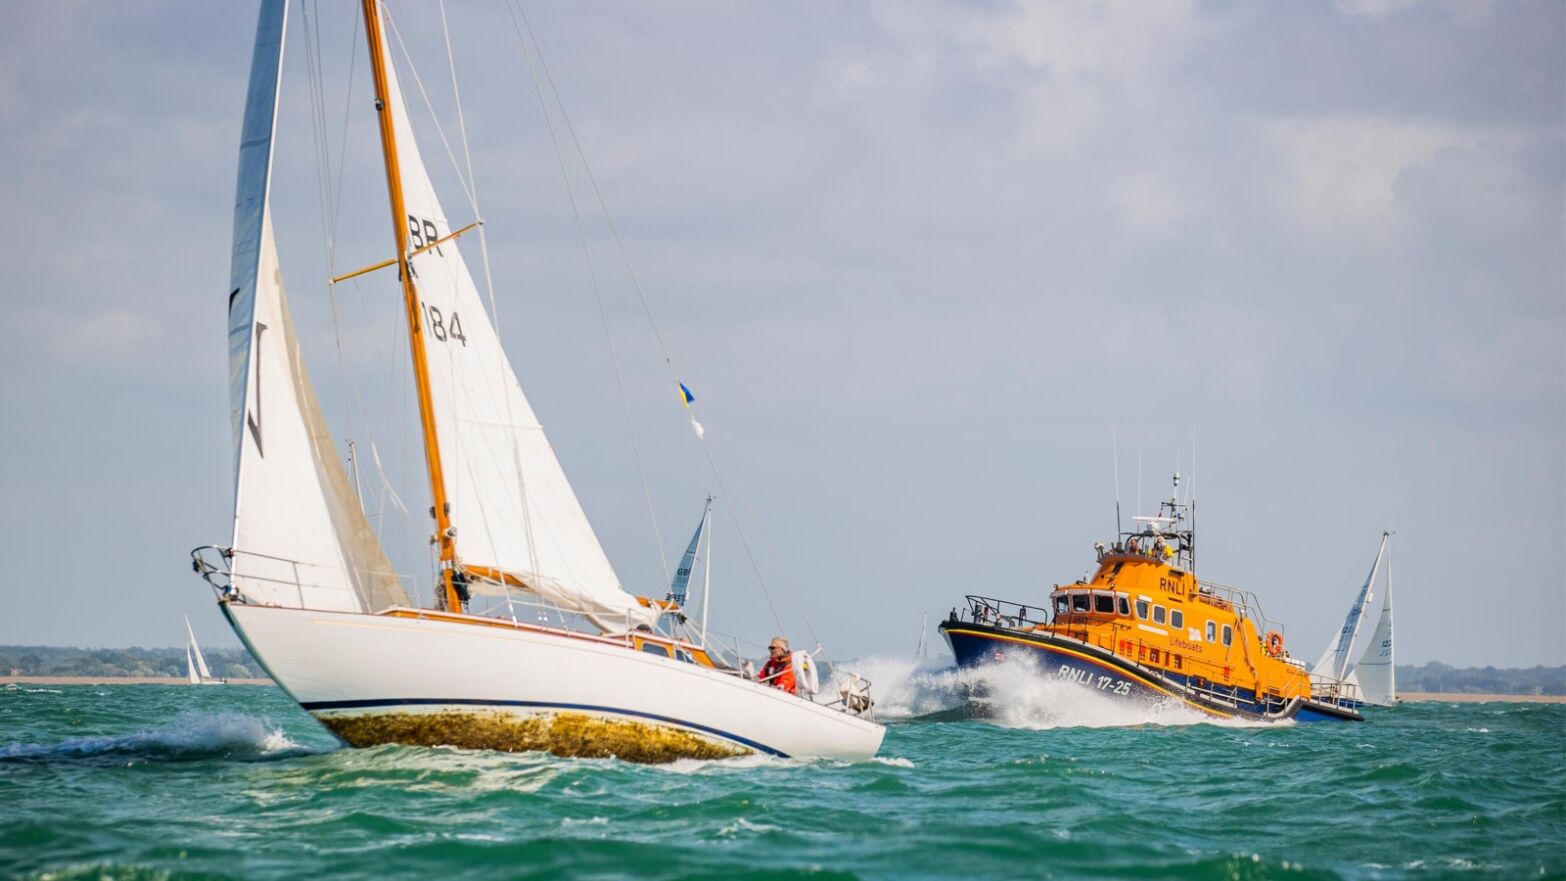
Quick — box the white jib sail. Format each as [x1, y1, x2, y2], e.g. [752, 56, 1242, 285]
[378, 24, 653, 628]
[1354, 540, 1395, 705]
[1313, 532, 1389, 684]
[227, 0, 408, 614]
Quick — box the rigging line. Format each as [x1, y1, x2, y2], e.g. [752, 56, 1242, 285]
[301, 1, 360, 447]
[436, 0, 540, 585]
[306, 2, 390, 533]
[512, 5, 675, 370]
[691, 432, 787, 637]
[509, 0, 814, 649]
[725, 450, 823, 651]
[327, 4, 361, 266]
[504, 1, 671, 589]
[384, 11, 478, 211]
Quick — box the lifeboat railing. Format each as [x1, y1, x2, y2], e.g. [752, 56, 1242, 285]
[1308, 674, 1364, 707]
[956, 595, 1054, 631]
[1194, 578, 1288, 642]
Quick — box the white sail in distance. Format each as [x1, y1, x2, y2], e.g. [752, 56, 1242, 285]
[185, 615, 214, 682]
[185, 644, 200, 686]
[1314, 533, 1388, 683]
[1352, 538, 1395, 705]
[376, 20, 653, 628]
[227, 0, 408, 614]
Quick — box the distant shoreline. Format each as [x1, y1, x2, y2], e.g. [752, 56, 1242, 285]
[2, 677, 1561, 702]
[1398, 692, 1564, 704]
[2, 676, 274, 686]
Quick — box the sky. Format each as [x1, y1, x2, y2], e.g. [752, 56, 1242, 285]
[0, 1, 1561, 668]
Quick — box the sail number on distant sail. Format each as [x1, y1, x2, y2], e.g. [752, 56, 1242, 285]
[407, 213, 467, 347]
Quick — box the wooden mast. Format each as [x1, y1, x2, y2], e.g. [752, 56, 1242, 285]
[361, 0, 464, 613]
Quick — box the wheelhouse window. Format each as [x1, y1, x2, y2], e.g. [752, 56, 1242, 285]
[1054, 595, 1069, 616]
[1116, 595, 1130, 616]
[1136, 599, 1150, 620]
[1071, 593, 1091, 613]
[1206, 621, 1216, 642]
[1153, 605, 1167, 625]
[641, 642, 671, 658]
[1222, 624, 1233, 647]
[1171, 610, 1184, 630]
[1094, 593, 1115, 614]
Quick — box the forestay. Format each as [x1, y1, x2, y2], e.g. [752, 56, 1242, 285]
[227, 0, 408, 614]
[377, 25, 653, 628]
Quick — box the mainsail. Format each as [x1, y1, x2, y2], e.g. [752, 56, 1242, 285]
[226, 0, 407, 614]
[375, 23, 653, 628]
[1313, 533, 1388, 683]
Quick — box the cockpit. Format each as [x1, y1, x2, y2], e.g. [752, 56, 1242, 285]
[1051, 589, 1131, 619]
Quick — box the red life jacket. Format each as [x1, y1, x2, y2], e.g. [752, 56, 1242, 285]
[759, 656, 797, 694]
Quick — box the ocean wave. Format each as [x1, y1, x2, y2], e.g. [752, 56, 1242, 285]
[0, 711, 310, 764]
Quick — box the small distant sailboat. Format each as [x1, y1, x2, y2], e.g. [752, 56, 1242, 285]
[666, 497, 714, 636]
[1311, 533, 1396, 707]
[184, 615, 225, 686]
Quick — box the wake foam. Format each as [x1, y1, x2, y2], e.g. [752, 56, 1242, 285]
[832, 655, 1286, 730]
[0, 711, 308, 763]
[960, 656, 1216, 729]
[825, 656, 968, 721]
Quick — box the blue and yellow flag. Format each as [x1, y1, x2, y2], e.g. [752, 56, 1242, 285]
[679, 382, 695, 406]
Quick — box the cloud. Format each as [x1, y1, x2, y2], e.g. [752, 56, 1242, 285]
[47, 308, 160, 367]
[1256, 115, 1519, 248]
[1441, 320, 1566, 400]
[1109, 165, 1198, 236]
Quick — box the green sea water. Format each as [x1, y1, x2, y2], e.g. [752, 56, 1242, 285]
[2, 660, 1562, 880]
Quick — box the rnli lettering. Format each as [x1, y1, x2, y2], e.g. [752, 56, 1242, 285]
[1159, 577, 1186, 598]
[1057, 664, 1132, 696]
[1171, 636, 1203, 654]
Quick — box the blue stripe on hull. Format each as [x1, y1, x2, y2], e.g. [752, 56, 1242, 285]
[946, 628, 1175, 706]
[300, 697, 789, 757]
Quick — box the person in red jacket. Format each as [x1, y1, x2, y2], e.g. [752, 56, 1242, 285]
[758, 637, 796, 694]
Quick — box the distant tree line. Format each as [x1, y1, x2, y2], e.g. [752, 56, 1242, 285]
[0, 645, 264, 680]
[2, 647, 1561, 693]
[1396, 662, 1565, 696]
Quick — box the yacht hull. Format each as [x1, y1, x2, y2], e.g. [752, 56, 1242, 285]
[223, 602, 884, 762]
[940, 622, 1362, 723]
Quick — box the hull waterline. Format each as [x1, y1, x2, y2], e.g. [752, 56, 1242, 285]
[223, 602, 885, 762]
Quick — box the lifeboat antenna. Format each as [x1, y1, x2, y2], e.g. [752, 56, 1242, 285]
[1112, 425, 1123, 539]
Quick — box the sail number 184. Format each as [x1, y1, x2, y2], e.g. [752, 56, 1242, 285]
[421, 303, 467, 347]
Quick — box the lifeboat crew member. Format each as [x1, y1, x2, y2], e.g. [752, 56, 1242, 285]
[759, 636, 797, 694]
